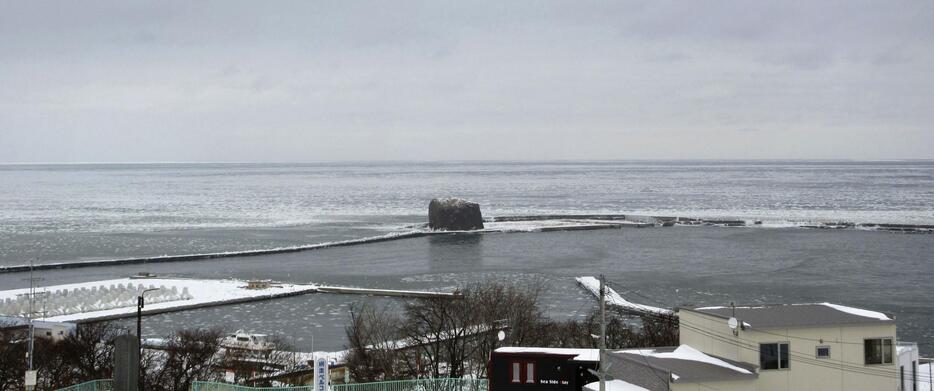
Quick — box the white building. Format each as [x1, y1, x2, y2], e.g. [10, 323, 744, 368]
[0, 315, 76, 341]
[598, 303, 924, 390]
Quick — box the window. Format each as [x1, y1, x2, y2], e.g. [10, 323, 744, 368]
[509, 362, 536, 384]
[865, 338, 894, 365]
[760, 343, 790, 370]
[816, 346, 831, 358]
[912, 361, 917, 391]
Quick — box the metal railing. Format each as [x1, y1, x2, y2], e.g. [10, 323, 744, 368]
[54, 379, 114, 391]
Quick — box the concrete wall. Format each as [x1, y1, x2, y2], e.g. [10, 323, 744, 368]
[679, 310, 898, 391]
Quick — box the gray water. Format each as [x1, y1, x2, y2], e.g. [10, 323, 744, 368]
[0, 162, 932, 352]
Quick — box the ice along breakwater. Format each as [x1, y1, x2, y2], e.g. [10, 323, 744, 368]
[2, 214, 931, 274]
[0, 278, 460, 323]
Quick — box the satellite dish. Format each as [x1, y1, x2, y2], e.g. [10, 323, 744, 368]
[727, 317, 738, 330]
[497, 330, 506, 341]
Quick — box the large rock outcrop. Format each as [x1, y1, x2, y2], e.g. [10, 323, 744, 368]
[428, 198, 484, 231]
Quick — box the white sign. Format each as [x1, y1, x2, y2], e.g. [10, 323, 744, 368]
[314, 356, 329, 391]
[25, 370, 37, 388]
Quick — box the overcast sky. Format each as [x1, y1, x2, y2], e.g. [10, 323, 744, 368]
[1, 1, 932, 162]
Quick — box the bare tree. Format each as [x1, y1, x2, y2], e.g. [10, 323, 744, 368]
[344, 303, 408, 382]
[144, 328, 225, 391]
[0, 322, 27, 391]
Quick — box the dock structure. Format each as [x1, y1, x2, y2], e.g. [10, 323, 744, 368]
[317, 286, 461, 299]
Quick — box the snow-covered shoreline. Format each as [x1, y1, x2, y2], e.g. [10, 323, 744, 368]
[0, 278, 319, 323]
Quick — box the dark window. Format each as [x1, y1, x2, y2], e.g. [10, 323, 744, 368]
[816, 346, 831, 358]
[912, 360, 917, 391]
[865, 338, 894, 365]
[760, 343, 790, 370]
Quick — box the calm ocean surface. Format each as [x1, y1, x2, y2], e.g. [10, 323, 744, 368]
[0, 161, 932, 351]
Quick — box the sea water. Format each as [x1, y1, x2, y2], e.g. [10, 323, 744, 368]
[0, 161, 932, 351]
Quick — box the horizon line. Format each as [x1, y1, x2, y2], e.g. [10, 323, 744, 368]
[1, 158, 934, 165]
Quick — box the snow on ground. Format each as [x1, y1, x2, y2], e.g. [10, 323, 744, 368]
[576, 276, 674, 316]
[584, 379, 649, 391]
[619, 345, 752, 375]
[819, 302, 892, 321]
[0, 278, 318, 322]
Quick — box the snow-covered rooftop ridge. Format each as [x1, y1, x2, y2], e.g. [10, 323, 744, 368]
[495, 347, 599, 362]
[576, 276, 674, 316]
[619, 345, 752, 375]
[693, 302, 892, 322]
[818, 302, 891, 321]
[583, 380, 649, 391]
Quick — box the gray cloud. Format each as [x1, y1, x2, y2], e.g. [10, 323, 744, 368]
[0, 0, 932, 162]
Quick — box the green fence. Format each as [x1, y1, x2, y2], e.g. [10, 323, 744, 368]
[54, 379, 113, 391]
[190, 379, 487, 391]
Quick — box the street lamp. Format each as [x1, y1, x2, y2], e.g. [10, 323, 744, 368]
[138, 288, 158, 391]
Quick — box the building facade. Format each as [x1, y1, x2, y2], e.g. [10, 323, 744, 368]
[679, 303, 907, 391]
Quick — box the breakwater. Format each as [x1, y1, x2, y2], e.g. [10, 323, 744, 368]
[4, 214, 930, 274]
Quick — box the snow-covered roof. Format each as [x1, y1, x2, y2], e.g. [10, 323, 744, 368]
[685, 302, 894, 329]
[608, 345, 757, 383]
[494, 347, 599, 362]
[583, 380, 649, 391]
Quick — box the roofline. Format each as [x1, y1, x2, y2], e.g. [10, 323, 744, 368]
[492, 351, 599, 362]
[677, 307, 897, 328]
[608, 350, 758, 382]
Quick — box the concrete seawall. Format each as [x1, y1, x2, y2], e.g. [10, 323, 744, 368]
[0, 231, 429, 274]
[4, 214, 929, 274]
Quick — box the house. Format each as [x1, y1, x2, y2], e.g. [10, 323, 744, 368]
[677, 302, 918, 391]
[489, 347, 599, 391]
[493, 301, 925, 391]
[0, 315, 76, 341]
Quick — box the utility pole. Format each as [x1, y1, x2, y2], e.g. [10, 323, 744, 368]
[599, 274, 606, 391]
[22, 258, 43, 391]
[137, 288, 159, 391]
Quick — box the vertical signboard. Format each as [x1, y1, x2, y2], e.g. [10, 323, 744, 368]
[315, 356, 330, 391]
